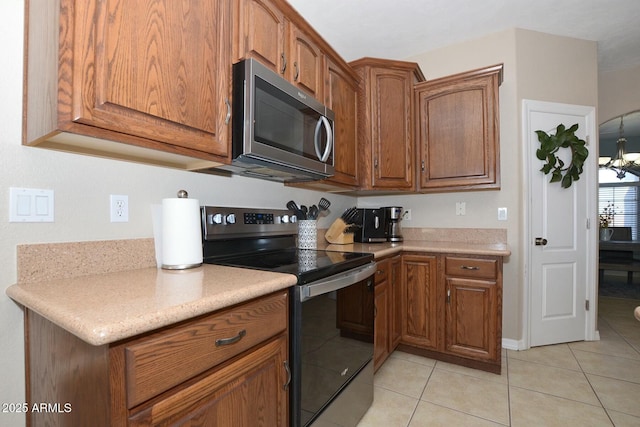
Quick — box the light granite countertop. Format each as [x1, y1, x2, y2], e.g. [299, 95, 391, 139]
[7, 264, 297, 346]
[7, 229, 510, 347]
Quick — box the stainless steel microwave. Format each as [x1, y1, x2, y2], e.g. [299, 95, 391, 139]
[217, 58, 335, 182]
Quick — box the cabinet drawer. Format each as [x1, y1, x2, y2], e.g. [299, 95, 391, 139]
[124, 291, 288, 408]
[445, 257, 497, 279]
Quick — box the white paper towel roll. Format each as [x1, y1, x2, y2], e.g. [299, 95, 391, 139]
[161, 198, 203, 269]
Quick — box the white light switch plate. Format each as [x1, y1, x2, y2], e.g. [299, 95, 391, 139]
[498, 207, 508, 221]
[9, 187, 54, 222]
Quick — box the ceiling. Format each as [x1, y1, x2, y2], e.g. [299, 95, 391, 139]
[286, 0, 640, 74]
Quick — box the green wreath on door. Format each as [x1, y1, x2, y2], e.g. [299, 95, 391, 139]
[536, 123, 589, 189]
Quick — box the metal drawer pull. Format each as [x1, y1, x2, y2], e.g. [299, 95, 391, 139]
[215, 329, 246, 347]
[283, 361, 291, 390]
[460, 265, 480, 270]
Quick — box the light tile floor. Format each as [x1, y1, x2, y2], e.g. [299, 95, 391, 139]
[357, 297, 640, 427]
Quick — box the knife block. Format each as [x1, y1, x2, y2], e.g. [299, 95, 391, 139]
[324, 218, 354, 244]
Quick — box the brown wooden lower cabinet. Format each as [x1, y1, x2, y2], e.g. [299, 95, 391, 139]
[128, 335, 288, 426]
[398, 253, 503, 374]
[373, 254, 404, 371]
[373, 258, 390, 370]
[25, 291, 289, 426]
[389, 255, 403, 350]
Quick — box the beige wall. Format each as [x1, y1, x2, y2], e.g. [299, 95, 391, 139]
[599, 64, 640, 123]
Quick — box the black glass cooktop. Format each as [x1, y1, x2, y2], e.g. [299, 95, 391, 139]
[204, 248, 374, 284]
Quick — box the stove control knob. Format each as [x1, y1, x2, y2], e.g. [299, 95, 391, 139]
[280, 214, 290, 223]
[226, 213, 236, 224]
[290, 215, 297, 223]
[212, 213, 223, 224]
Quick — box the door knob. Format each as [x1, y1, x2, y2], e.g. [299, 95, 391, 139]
[535, 237, 548, 246]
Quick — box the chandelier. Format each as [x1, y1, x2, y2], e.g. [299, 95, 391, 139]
[599, 115, 640, 179]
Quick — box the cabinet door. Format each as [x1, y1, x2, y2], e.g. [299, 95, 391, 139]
[390, 255, 403, 349]
[401, 255, 438, 349]
[324, 59, 359, 187]
[445, 277, 498, 361]
[233, 0, 286, 75]
[374, 278, 389, 371]
[374, 259, 391, 370]
[369, 67, 415, 189]
[65, 0, 231, 156]
[416, 65, 502, 192]
[129, 335, 289, 427]
[288, 26, 324, 100]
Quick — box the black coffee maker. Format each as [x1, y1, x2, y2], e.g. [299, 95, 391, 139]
[383, 206, 403, 242]
[353, 208, 387, 243]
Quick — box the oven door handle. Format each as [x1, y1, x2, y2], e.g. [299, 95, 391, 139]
[299, 262, 377, 302]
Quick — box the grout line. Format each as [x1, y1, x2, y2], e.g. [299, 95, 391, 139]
[505, 350, 512, 426]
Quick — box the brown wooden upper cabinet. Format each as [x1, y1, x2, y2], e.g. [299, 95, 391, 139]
[236, 0, 361, 191]
[324, 58, 360, 188]
[24, 0, 232, 168]
[415, 64, 503, 192]
[234, 0, 324, 100]
[350, 58, 425, 191]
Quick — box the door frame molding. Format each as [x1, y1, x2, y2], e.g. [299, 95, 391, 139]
[521, 99, 599, 350]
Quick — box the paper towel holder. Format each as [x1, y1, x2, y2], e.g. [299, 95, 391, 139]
[160, 190, 203, 270]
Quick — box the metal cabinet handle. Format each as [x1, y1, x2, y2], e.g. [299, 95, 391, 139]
[280, 53, 287, 74]
[294, 62, 299, 81]
[224, 98, 231, 125]
[446, 288, 451, 304]
[377, 269, 385, 275]
[283, 361, 291, 390]
[421, 160, 425, 171]
[215, 329, 246, 347]
[460, 265, 480, 271]
[535, 237, 548, 246]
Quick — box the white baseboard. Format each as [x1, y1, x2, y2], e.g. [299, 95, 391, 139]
[502, 338, 524, 351]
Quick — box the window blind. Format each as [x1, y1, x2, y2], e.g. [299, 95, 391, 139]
[599, 184, 640, 239]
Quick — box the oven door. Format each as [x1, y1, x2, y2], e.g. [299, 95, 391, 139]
[290, 263, 376, 427]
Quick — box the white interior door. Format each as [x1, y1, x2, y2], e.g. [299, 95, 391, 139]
[523, 100, 597, 348]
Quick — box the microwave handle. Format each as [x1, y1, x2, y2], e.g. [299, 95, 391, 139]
[314, 116, 333, 162]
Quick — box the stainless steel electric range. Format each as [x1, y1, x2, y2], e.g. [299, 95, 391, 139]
[201, 206, 376, 427]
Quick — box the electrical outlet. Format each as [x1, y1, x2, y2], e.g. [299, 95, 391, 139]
[110, 195, 129, 222]
[403, 209, 412, 221]
[456, 202, 466, 216]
